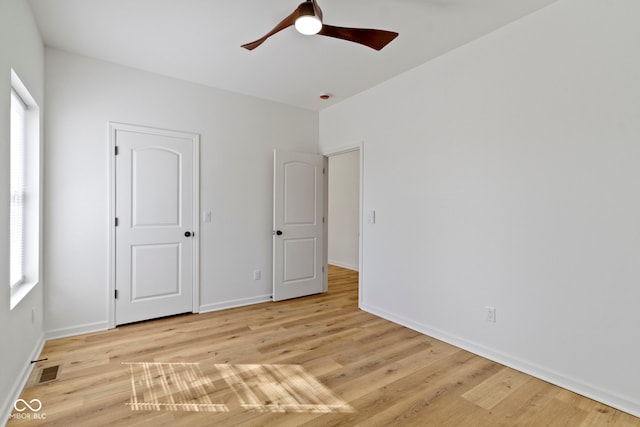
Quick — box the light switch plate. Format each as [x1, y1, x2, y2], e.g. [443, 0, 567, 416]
[367, 210, 376, 224]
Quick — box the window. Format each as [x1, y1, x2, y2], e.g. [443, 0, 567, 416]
[10, 89, 26, 288]
[9, 69, 40, 309]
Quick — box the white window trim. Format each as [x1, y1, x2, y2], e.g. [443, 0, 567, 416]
[9, 69, 40, 310]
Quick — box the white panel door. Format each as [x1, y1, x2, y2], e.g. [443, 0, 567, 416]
[115, 125, 196, 325]
[273, 150, 325, 301]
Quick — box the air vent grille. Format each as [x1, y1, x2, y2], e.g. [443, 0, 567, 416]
[39, 365, 60, 383]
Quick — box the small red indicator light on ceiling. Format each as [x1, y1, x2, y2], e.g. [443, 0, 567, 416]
[319, 93, 331, 100]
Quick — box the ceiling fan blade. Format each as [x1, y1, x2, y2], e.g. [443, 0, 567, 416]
[241, 5, 303, 50]
[318, 25, 398, 51]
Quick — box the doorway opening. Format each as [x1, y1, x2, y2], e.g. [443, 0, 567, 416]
[324, 144, 363, 306]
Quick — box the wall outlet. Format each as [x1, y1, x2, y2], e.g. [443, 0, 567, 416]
[31, 307, 36, 324]
[253, 270, 261, 280]
[485, 306, 496, 323]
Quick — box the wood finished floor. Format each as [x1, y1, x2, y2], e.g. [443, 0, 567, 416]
[8, 265, 640, 426]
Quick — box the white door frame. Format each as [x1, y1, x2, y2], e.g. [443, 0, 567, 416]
[107, 122, 200, 329]
[322, 141, 364, 308]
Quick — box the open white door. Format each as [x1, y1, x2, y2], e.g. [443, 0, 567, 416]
[114, 124, 198, 325]
[273, 150, 325, 301]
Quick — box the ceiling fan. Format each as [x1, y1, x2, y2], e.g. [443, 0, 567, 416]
[241, 0, 398, 51]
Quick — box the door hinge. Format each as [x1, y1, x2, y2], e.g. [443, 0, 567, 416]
[323, 217, 325, 223]
[114, 289, 119, 299]
[114, 146, 119, 155]
[115, 217, 119, 227]
[323, 167, 325, 175]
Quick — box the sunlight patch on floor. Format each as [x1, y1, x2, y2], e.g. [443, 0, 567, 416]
[124, 362, 228, 412]
[124, 362, 353, 414]
[217, 364, 354, 413]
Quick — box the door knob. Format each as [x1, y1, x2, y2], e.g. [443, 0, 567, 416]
[184, 231, 193, 237]
[275, 230, 283, 236]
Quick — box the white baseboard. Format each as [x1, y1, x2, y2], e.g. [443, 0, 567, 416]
[44, 320, 110, 340]
[328, 261, 359, 272]
[199, 295, 272, 313]
[1, 334, 45, 426]
[43, 296, 273, 338]
[361, 302, 640, 419]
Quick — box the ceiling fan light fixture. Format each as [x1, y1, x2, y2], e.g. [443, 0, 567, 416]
[295, 15, 322, 35]
[295, 2, 322, 35]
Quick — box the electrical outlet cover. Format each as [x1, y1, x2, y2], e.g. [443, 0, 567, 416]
[485, 306, 496, 323]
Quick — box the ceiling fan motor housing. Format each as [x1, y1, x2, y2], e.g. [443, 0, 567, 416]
[295, 1, 322, 35]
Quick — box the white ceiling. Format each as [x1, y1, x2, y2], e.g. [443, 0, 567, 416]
[28, 0, 557, 111]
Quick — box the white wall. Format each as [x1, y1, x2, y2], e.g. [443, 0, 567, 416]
[43, 49, 318, 336]
[328, 150, 360, 270]
[0, 0, 45, 422]
[320, 0, 640, 417]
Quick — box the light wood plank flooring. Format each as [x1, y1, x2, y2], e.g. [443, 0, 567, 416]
[8, 266, 640, 426]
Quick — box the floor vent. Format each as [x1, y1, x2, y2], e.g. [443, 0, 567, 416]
[39, 365, 60, 383]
